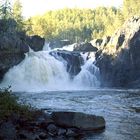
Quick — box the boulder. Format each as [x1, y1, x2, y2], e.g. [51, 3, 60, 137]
[51, 112, 105, 131]
[74, 42, 98, 52]
[0, 121, 16, 140]
[25, 35, 45, 51]
[49, 50, 83, 77]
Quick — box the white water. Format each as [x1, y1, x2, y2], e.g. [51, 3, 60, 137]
[0, 44, 100, 92]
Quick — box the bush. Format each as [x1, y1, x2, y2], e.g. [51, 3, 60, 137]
[0, 86, 34, 119]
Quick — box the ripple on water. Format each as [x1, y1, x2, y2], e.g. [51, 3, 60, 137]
[16, 89, 140, 140]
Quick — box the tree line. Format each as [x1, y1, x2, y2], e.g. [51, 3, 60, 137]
[1, 0, 140, 43]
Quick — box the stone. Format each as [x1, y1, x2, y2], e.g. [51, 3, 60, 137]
[58, 128, 67, 135]
[51, 112, 105, 131]
[39, 132, 48, 139]
[74, 42, 98, 52]
[47, 124, 58, 136]
[0, 121, 16, 140]
[49, 50, 83, 77]
[66, 128, 78, 137]
[25, 35, 45, 52]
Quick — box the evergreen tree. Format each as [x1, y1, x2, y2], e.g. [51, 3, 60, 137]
[12, 0, 23, 31]
[123, 0, 140, 18]
[0, 0, 11, 19]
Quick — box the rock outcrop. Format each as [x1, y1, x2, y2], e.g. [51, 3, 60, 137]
[73, 42, 98, 52]
[49, 50, 84, 77]
[51, 111, 105, 131]
[0, 28, 45, 81]
[95, 16, 140, 88]
[25, 35, 45, 51]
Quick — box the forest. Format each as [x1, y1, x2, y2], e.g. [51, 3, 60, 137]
[0, 0, 140, 43]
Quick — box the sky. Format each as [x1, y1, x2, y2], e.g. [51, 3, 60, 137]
[11, 0, 123, 18]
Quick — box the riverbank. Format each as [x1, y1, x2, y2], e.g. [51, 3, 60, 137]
[0, 88, 105, 140]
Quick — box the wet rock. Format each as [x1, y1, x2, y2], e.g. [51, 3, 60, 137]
[39, 132, 48, 139]
[131, 107, 140, 113]
[66, 128, 78, 137]
[36, 113, 54, 128]
[0, 121, 16, 140]
[96, 16, 140, 87]
[19, 133, 27, 139]
[47, 124, 58, 136]
[18, 130, 39, 140]
[49, 50, 83, 77]
[74, 42, 98, 52]
[58, 128, 67, 135]
[25, 35, 45, 52]
[51, 112, 105, 131]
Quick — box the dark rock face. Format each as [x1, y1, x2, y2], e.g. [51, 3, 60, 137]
[74, 42, 98, 52]
[96, 16, 140, 88]
[49, 50, 84, 77]
[0, 52, 25, 81]
[0, 21, 45, 82]
[25, 35, 45, 51]
[51, 112, 105, 131]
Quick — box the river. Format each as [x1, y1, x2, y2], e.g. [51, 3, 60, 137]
[16, 88, 140, 140]
[1, 44, 140, 139]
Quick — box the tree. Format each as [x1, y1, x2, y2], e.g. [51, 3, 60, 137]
[123, 0, 140, 18]
[13, 0, 23, 31]
[0, 0, 11, 19]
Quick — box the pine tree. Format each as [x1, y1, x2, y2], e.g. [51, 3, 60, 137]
[13, 0, 23, 31]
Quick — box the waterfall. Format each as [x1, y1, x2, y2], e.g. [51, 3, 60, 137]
[74, 52, 100, 87]
[0, 45, 100, 92]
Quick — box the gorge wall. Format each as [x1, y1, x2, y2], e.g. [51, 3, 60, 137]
[95, 16, 140, 88]
[0, 19, 45, 81]
[1, 16, 140, 89]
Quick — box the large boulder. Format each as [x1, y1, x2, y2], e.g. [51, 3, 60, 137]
[25, 35, 45, 51]
[51, 112, 105, 131]
[74, 42, 98, 52]
[49, 50, 83, 77]
[96, 16, 140, 88]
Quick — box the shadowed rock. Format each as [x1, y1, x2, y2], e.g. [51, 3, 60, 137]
[51, 112, 105, 131]
[74, 42, 98, 52]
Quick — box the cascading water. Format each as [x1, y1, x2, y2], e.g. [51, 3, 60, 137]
[0, 43, 100, 92]
[74, 53, 100, 87]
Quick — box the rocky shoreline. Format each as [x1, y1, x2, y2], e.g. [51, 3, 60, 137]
[0, 111, 105, 140]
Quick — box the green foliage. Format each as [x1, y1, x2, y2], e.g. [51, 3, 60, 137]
[0, 0, 25, 36]
[0, 0, 12, 19]
[123, 0, 140, 19]
[13, 0, 24, 31]
[26, 7, 121, 43]
[0, 86, 33, 119]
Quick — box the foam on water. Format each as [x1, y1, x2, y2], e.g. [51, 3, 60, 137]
[0, 44, 100, 92]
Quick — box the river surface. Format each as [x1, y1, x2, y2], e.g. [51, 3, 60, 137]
[16, 88, 140, 140]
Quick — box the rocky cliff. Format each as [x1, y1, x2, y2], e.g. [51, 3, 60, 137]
[0, 27, 45, 81]
[95, 16, 140, 88]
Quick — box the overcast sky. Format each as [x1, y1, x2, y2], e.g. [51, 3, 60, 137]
[11, 0, 123, 18]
